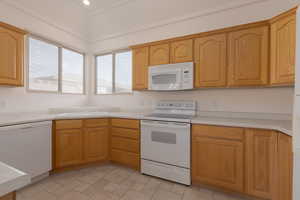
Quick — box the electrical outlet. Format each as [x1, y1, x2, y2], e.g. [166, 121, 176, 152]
[0, 100, 6, 109]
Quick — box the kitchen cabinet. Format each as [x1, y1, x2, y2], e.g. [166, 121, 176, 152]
[277, 133, 293, 200]
[55, 129, 83, 168]
[84, 127, 109, 163]
[228, 26, 269, 87]
[170, 39, 193, 63]
[0, 192, 15, 200]
[132, 47, 149, 90]
[192, 125, 244, 192]
[149, 43, 170, 66]
[245, 129, 277, 200]
[194, 34, 227, 87]
[0, 22, 26, 86]
[110, 118, 140, 170]
[270, 11, 296, 85]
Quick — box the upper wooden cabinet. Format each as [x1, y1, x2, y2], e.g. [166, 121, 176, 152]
[228, 26, 269, 87]
[132, 47, 149, 90]
[149, 43, 170, 66]
[245, 129, 277, 200]
[270, 11, 296, 85]
[170, 39, 193, 63]
[0, 22, 26, 86]
[194, 34, 227, 87]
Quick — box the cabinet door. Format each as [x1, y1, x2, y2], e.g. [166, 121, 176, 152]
[55, 129, 83, 168]
[278, 133, 293, 200]
[192, 136, 244, 192]
[0, 26, 24, 86]
[132, 47, 149, 90]
[84, 127, 109, 163]
[270, 13, 296, 85]
[149, 43, 170, 66]
[228, 26, 269, 86]
[194, 34, 227, 87]
[245, 129, 277, 199]
[170, 39, 193, 63]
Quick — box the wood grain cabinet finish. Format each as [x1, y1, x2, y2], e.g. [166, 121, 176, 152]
[0, 192, 15, 200]
[194, 34, 227, 87]
[270, 12, 296, 85]
[277, 133, 293, 200]
[55, 129, 83, 168]
[192, 125, 244, 192]
[228, 26, 269, 87]
[149, 43, 170, 66]
[170, 39, 193, 63]
[0, 22, 26, 86]
[83, 127, 109, 162]
[132, 47, 149, 90]
[245, 129, 277, 200]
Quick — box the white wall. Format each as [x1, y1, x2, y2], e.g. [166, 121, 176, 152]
[0, 0, 89, 113]
[88, 0, 297, 115]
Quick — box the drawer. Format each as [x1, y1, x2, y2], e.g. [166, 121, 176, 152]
[192, 125, 244, 141]
[55, 120, 83, 130]
[111, 118, 140, 129]
[84, 118, 109, 128]
[111, 137, 139, 153]
[111, 128, 139, 140]
[111, 149, 140, 170]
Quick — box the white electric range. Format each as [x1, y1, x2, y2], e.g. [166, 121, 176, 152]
[141, 100, 197, 185]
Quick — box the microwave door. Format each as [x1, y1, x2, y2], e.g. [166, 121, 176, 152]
[150, 70, 182, 91]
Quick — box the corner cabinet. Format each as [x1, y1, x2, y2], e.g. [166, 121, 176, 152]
[194, 34, 227, 87]
[270, 11, 296, 85]
[228, 26, 269, 87]
[132, 47, 149, 90]
[0, 22, 26, 86]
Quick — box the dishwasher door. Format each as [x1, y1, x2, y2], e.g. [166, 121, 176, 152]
[0, 121, 52, 179]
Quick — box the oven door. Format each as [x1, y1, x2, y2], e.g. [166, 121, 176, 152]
[149, 68, 182, 91]
[141, 120, 190, 168]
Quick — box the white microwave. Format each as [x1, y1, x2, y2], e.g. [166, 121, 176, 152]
[148, 62, 194, 91]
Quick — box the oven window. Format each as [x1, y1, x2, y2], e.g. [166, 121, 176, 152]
[152, 74, 177, 85]
[151, 131, 176, 144]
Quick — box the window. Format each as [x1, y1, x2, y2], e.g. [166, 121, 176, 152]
[96, 50, 132, 94]
[28, 36, 85, 94]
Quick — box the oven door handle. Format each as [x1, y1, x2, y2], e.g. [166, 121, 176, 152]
[141, 121, 190, 128]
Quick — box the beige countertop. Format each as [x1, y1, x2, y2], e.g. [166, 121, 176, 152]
[0, 111, 293, 136]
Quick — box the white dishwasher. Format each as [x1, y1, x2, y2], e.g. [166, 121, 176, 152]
[0, 121, 52, 180]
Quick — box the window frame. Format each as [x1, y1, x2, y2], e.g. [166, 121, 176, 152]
[26, 34, 86, 95]
[95, 49, 133, 95]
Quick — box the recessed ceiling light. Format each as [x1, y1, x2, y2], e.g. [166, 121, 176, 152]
[82, 0, 90, 6]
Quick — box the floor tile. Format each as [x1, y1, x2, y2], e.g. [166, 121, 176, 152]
[121, 190, 152, 200]
[152, 189, 182, 200]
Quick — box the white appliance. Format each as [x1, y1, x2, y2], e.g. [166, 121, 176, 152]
[149, 62, 194, 91]
[141, 100, 196, 185]
[0, 121, 52, 180]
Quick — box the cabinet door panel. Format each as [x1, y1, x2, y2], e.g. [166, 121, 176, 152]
[171, 39, 193, 63]
[132, 47, 149, 90]
[194, 34, 227, 87]
[245, 129, 277, 199]
[278, 133, 293, 200]
[55, 129, 83, 168]
[0, 26, 24, 86]
[150, 44, 170, 66]
[271, 13, 296, 85]
[192, 136, 244, 192]
[228, 26, 269, 86]
[84, 127, 109, 162]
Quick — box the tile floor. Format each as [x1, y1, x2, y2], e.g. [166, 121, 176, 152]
[17, 164, 249, 200]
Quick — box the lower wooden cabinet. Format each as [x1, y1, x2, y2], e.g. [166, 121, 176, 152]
[0, 192, 15, 200]
[84, 127, 109, 163]
[55, 129, 83, 168]
[245, 129, 277, 199]
[192, 125, 244, 192]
